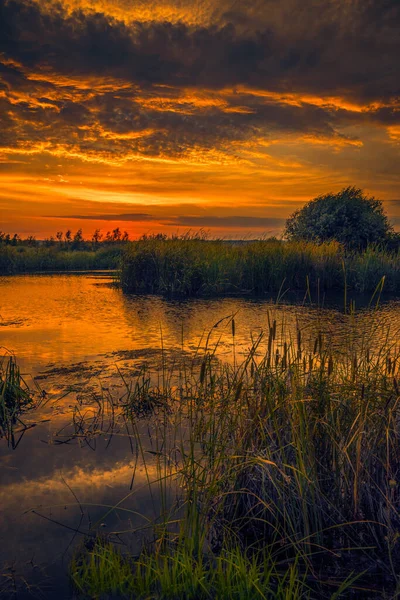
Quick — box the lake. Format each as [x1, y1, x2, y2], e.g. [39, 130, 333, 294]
[1, 273, 400, 598]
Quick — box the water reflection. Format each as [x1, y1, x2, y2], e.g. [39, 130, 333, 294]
[1, 274, 399, 377]
[1, 274, 400, 598]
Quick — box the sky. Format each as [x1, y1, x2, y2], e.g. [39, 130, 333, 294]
[0, 0, 399, 239]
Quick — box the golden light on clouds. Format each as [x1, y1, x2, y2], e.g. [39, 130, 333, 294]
[1, 0, 399, 237]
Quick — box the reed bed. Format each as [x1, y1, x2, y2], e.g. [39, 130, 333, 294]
[121, 238, 400, 295]
[0, 245, 121, 274]
[71, 310, 400, 598]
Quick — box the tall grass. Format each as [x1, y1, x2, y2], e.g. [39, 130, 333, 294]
[71, 538, 315, 599]
[71, 309, 400, 598]
[0, 245, 121, 274]
[121, 238, 400, 295]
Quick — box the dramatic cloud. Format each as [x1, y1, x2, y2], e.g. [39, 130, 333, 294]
[1, 0, 399, 99]
[0, 0, 399, 237]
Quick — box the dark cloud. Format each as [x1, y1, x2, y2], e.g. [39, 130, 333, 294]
[0, 79, 366, 161]
[1, 0, 399, 101]
[48, 212, 285, 229]
[52, 212, 153, 221]
[0, 0, 399, 168]
[166, 216, 285, 229]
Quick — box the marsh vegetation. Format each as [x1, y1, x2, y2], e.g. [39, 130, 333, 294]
[1, 268, 400, 598]
[2, 229, 400, 297]
[121, 237, 400, 295]
[67, 310, 400, 598]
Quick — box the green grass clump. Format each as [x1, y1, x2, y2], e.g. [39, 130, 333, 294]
[120, 238, 400, 295]
[71, 538, 314, 599]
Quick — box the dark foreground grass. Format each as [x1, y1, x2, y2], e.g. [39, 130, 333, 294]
[0, 245, 121, 274]
[71, 311, 400, 598]
[121, 238, 400, 295]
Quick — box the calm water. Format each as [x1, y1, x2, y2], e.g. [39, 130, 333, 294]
[1, 274, 400, 598]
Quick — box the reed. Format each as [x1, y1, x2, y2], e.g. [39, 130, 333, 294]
[120, 238, 400, 295]
[70, 308, 400, 598]
[0, 245, 121, 274]
[0, 353, 36, 446]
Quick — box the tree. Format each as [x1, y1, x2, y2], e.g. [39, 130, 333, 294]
[72, 228, 84, 250]
[91, 229, 103, 248]
[284, 187, 393, 249]
[112, 227, 122, 242]
[10, 233, 20, 246]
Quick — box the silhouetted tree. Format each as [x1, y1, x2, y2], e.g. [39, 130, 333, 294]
[72, 229, 84, 250]
[10, 234, 20, 246]
[91, 229, 103, 248]
[112, 227, 122, 242]
[284, 187, 393, 249]
[65, 230, 72, 245]
[56, 231, 63, 245]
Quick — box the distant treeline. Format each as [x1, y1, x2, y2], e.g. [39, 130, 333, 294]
[0, 227, 130, 250]
[0, 228, 129, 273]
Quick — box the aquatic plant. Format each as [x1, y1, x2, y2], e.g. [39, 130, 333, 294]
[0, 353, 37, 447]
[120, 237, 400, 295]
[70, 307, 400, 598]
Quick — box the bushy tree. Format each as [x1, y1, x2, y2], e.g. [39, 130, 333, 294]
[284, 187, 393, 249]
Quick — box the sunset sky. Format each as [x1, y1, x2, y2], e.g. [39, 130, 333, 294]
[1, 0, 399, 239]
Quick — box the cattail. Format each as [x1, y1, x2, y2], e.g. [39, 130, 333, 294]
[234, 380, 243, 401]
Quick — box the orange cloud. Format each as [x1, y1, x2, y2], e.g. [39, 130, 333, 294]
[1, 0, 399, 238]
